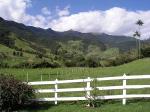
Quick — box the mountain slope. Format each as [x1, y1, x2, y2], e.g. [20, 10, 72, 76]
[0, 17, 150, 68]
[0, 17, 143, 52]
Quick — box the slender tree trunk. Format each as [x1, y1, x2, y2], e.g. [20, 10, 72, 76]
[138, 38, 141, 59]
[138, 26, 141, 59]
[136, 38, 138, 58]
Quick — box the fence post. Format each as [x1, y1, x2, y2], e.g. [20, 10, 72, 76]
[26, 72, 28, 82]
[86, 77, 91, 99]
[122, 73, 127, 105]
[55, 79, 58, 105]
[49, 74, 50, 80]
[41, 74, 43, 81]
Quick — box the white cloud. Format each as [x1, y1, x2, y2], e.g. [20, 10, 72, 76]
[56, 5, 70, 17]
[0, 0, 150, 39]
[50, 7, 150, 39]
[0, 0, 29, 22]
[41, 7, 51, 16]
[0, 0, 50, 28]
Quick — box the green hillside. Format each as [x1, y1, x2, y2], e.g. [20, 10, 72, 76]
[0, 17, 150, 68]
[0, 32, 139, 68]
[0, 32, 54, 68]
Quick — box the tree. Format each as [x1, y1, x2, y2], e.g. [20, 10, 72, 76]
[85, 45, 102, 67]
[54, 41, 85, 67]
[133, 19, 144, 59]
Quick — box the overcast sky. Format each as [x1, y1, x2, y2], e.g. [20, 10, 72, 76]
[0, 0, 150, 39]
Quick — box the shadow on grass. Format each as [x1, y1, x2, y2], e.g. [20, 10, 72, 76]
[19, 102, 54, 111]
[127, 98, 150, 104]
[19, 98, 150, 111]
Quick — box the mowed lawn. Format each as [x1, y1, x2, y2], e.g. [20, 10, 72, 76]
[0, 58, 150, 112]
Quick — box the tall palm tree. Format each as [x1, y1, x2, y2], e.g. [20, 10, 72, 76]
[134, 19, 144, 59]
[133, 31, 140, 58]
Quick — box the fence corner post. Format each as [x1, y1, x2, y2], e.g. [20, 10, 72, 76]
[86, 77, 91, 99]
[55, 79, 58, 105]
[122, 73, 127, 105]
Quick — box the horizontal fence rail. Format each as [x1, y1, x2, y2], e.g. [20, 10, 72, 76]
[27, 74, 150, 105]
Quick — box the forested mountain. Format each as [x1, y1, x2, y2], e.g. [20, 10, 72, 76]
[0, 16, 139, 51]
[0, 17, 149, 68]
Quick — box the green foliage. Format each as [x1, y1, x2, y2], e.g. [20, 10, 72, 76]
[102, 48, 119, 59]
[0, 74, 35, 111]
[0, 61, 9, 68]
[87, 79, 102, 108]
[0, 37, 140, 68]
[0, 31, 15, 48]
[141, 46, 150, 57]
[54, 41, 86, 67]
[13, 60, 61, 68]
[85, 45, 102, 67]
[13, 51, 23, 57]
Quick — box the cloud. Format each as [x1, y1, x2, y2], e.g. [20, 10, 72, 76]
[0, 0, 30, 22]
[0, 0, 150, 39]
[56, 5, 70, 17]
[0, 0, 50, 28]
[50, 7, 150, 39]
[41, 7, 51, 16]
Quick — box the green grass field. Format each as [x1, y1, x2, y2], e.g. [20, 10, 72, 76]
[1, 58, 150, 81]
[1, 58, 150, 112]
[21, 101, 150, 112]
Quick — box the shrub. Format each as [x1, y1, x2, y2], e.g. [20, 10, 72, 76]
[32, 60, 61, 68]
[141, 47, 150, 57]
[0, 61, 9, 68]
[86, 79, 102, 108]
[85, 57, 101, 67]
[100, 60, 113, 67]
[13, 60, 61, 68]
[0, 74, 35, 111]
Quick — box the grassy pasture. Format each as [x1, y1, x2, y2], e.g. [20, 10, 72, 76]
[1, 58, 150, 81]
[21, 101, 150, 112]
[0, 58, 150, 112]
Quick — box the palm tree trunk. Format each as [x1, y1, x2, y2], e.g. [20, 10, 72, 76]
[136, 38, 138, 58]
[138, 39, 141, 59]
[138, 26, 141, 59]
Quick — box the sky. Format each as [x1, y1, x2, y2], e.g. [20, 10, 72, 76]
[0, 0, 150, 39]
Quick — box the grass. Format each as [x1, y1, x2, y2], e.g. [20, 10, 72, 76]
[1, 58, 150, 81]
[20, 100, 150, 112]
[1, 58, 150, 112]
[0, 44, 13, 53]
[0, 42, 52, 67]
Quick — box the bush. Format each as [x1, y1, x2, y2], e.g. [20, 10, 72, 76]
[86, 79, 103, 108]
[100, 60, 113, 67]
[13, 60, 61, 68]
[0, 61, 9, 68]
[32, 60, 61, 68]
[141, 47, 150, 57]
[0, 74, 35, 111]
[85, 58, 101, 67]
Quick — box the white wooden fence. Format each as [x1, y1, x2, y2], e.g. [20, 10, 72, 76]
[27, 74, 150, 105]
